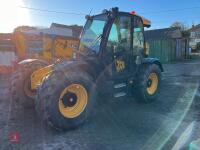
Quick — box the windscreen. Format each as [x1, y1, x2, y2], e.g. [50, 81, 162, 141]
[79, 14, 108, 55]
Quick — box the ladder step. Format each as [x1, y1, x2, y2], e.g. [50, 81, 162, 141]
[114, 92, 127, 98]
[114, 83, 127, 89]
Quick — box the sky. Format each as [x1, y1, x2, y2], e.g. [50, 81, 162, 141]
[1, 0, 200, 33]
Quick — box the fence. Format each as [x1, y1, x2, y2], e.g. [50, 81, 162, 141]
[147, 39, 189, 63]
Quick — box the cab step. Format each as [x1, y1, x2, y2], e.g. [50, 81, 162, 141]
[113, 82, 128, 98]
[114, 83, 127, 89]
[113, 92, 127, 98]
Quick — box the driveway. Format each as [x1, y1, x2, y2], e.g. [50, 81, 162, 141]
[0, 60, 200, 150]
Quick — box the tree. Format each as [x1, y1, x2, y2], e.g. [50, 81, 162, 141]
[171, 22, 187, 30]
[14, 26, 37, 32]
[171, 22, 190, 38]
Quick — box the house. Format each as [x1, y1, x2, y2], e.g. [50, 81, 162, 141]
[50, 23, 83, 38]
[189, 24, 200, 51]
[18, 23, 83, 39]
[145, 27, 189, 63]
[22, 25, 73, 38]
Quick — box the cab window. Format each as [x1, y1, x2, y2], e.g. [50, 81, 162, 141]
[133, 17, 144, 55]
[106, 16, 131, 53]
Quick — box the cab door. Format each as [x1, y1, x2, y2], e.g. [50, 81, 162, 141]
[106, 15, 132, 78]
[132, 16, 145, 66]
[105, 15, 132, 97]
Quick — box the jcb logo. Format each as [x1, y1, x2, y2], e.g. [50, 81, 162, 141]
[115, 60, 125, 72]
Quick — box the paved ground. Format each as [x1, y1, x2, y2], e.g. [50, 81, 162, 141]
[0, 60, 200, 150]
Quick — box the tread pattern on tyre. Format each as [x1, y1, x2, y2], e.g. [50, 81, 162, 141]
[10, 61, 47, 108]
[35, 67, 96, 131]
[134, 64, 162, 103]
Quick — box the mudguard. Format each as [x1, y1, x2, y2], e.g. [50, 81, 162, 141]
[53, 59, 103, 80]
[18, 59, 49, 66]
[31, 65, 53, 90]
[16, 59, 50, 90]
[142, 58, 164, 72]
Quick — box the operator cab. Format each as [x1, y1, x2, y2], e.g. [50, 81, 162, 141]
[79, 7, 150, 58]
[78, 7, 151, 78]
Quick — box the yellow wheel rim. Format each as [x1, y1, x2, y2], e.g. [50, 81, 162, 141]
[58, 84, 88, 118]
[147, 73, 158, 95]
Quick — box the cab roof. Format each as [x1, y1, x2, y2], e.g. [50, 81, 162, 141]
[135, 14, 151, 28]
[120, 9, 151, 28]
[88, 8, 151, 28]
[101, 7, 151, 28]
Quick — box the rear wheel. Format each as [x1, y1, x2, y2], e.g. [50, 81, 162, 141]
[10, 60, 47, 108]
[35, 70, 96, 130]
[134, 64, 161, 103]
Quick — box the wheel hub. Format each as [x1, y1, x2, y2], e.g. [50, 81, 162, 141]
[61, 92, 77, 107]
[146, 73, 158, 95]
[147, 79, 152, 87]
[58, 84, 88, 118]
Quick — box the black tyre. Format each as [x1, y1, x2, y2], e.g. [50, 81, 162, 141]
[35, 70, 96, 131]
[10, 60, 47, 108]
[134, 64, 162, 103]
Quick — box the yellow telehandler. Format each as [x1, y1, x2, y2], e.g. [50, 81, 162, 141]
[10, 26, 80, 107]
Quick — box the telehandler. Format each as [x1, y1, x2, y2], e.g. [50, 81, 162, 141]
[10, 27, 79, 107]
[13, 7, 164, 130]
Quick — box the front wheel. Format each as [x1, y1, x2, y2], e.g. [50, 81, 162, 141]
[35, 70, 96, 130]
[134, 64, 162, 103]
